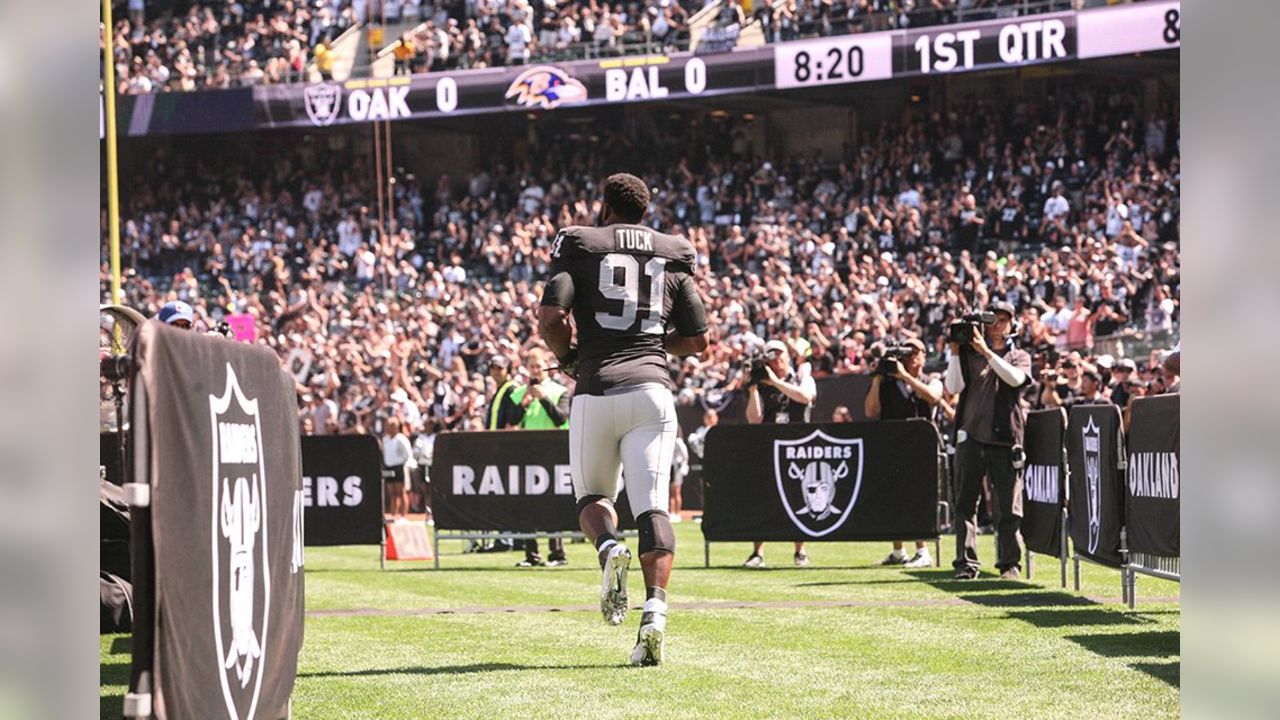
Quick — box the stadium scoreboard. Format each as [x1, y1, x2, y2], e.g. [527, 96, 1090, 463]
[106, 1, 1180, 137]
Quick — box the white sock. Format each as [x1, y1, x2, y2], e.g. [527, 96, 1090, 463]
[598, 539, 618, 555]
[642, 597, 668, 616]
[891, 548, 907, 558]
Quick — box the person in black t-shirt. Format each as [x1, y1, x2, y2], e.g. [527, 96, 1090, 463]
[994, 194, 1026, 254]
[742, 340, 817, 569]
[864, 338, 942, 568]
[954, 193, 985, 253]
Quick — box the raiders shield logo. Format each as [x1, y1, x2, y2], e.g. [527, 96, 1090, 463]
[773, 430, 863, 537]
[210, 363, 270, 720]
[1082, 415, 1102, 554]
[303, 82, 342, 127]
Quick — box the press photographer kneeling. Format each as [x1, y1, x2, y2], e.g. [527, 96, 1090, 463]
[864, 338, 942, 568]
[944, 302, 1032, 580]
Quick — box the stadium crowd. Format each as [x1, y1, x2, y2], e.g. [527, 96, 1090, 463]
[102, 82, 1179, 445]
[107, 0, 1082, 94]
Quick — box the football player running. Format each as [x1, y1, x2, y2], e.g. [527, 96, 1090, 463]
[538, 173, 709, 666]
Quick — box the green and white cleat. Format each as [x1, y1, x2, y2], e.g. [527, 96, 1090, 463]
[600, 544, 631, 626]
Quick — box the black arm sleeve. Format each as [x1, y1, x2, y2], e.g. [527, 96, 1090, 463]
[670, 273, 708, 336]
[540, 270, 575, 309]
[541, 392, 570, 426]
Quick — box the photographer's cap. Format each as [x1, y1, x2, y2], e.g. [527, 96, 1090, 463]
[902, 338, 926, 353]
[489, 355, 511, 370]
[763, 339, 788, 357]
[158, 300, 194, 326]
[987, 301, 1016, 319]
[1117, 358, 1138, 371]
[1096, 354, 1115, 369]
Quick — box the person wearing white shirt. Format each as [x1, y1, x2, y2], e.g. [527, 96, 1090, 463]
[1042, 183, 1070, 224]
[1040, 294, 1071, 351]
[381, 418, 415, 520]
[354, 243, 377, 288]
[337, 214, 362, 256]
[505, 22, 532, 64]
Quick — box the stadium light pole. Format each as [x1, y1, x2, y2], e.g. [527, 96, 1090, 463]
[102, 0, 123, 305]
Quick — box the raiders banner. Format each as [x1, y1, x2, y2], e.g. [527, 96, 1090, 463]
[701, 420, 939, 542]
[430, 430, 635, 532]
[1022, 409, 1067, 556]
[301, 435, 383, 546]
[1065, 404, 1125, 567]
[130, 321, 303, 720]
[1125, 395, 1180, 557]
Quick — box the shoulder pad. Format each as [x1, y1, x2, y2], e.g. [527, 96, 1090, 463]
[550, 227, 584, 259]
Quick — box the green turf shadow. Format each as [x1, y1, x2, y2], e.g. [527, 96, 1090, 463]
[1063, 631, 1180, 658]
[299, 662, 623, 679]
[902, 569, 1037, 593]
[1006, 608, 1146, 628]
[793, 578, 922, 587]
[958, 591, 1098, 608]
[1132, 660, 1180, 687]
[100, 660, 131, 687]
[101, 693, 122, 720]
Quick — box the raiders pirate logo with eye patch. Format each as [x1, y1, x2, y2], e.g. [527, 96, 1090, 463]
[772, 430, 864, 537]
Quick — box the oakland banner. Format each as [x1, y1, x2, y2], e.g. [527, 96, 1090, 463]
[1066, 404, 1125, 567]
[430, 429, 634, 532]
[1022, 409, 1067, 556]
[130, 321, 303, 720]
[301, 435, 384, 546]
[1125, 395, 1180, 557]
[701, 420, 939, 542]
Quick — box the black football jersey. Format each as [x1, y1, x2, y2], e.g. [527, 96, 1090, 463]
[540, 223, 707, 396]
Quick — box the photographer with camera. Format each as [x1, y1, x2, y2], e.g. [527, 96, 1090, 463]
[742, 340, 817, 568]
[944, 302, 1032, 580]
[864, 338, 942, 568]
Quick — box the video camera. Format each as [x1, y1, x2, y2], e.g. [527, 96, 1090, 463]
[874, 345, 914, 377]
[740, 350, 770, 387]
[947, 310, 996, 345]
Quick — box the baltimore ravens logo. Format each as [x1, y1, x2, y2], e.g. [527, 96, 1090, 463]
[505, 66, 588, 110]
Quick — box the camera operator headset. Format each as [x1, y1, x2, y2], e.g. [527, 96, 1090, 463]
[943, 301, 1032, 581]
[865, 337, 943, 568]
[742, 339, 817, 568]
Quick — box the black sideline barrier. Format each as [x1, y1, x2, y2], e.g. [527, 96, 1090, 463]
[300, 435, 384, 547]
[1065, 404, 1127, 598]
[429, 429, 636, 567]
[701, 420, 940, 564]
[1122, 394, 1180, 608]
[1021, 409, 1069, 587]
[125, 321, 303, 720]
[674, 373, 875, 512]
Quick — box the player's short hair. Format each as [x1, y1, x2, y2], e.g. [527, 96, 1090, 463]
[602, 173, 650, 223]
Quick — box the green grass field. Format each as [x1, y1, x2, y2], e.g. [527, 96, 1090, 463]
[101, 522, 1179, 719]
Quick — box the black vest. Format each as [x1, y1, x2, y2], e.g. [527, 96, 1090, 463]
[760, 371, 812, 424]
[878, 379, 934, 421]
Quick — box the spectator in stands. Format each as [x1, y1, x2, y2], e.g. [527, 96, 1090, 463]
[314, 41, 334, 80]
[103, 84, 1178, 487]
[743, 340, 817, 568]
[864, 338, 941, 568]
